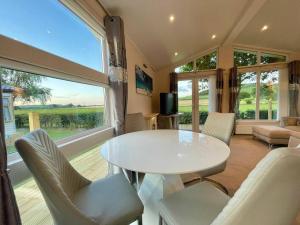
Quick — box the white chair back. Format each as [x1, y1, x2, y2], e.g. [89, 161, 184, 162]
[202, 112, 235, 145]
[211, 147, 300, 225]
[125, 113, 147, 133]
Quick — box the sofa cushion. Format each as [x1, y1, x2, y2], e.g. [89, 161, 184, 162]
[252, 126, 291, 139]
[287, 117, 299, 126]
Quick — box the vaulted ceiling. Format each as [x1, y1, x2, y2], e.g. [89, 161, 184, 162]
[101, 0, 300, 69]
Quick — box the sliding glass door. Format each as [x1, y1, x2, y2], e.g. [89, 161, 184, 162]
[178, 77, 214, 132]
[198, 78, 209, 131]
[178, 80, 193, 131]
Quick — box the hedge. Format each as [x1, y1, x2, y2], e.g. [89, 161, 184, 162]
[15, 112, 104, 129]
[179, 110, 277, 124]
[179, 112, 208, 124]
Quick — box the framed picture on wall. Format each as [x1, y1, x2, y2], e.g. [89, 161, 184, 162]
[135, 65, 153, 96]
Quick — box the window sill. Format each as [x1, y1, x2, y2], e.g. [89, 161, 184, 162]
[8, 126, 114, 165]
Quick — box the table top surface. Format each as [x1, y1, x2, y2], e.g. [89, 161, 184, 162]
[101, 130, 230, 175]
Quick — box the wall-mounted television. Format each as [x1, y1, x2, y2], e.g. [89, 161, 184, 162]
[160, 93, 177, 115]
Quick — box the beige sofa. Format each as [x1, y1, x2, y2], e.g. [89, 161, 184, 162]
[252, 117, 300, 148]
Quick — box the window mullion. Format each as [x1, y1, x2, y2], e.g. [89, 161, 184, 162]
[256, 70, 260, 120]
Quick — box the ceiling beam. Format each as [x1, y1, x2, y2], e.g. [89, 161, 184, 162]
[222, 0, 268, 46]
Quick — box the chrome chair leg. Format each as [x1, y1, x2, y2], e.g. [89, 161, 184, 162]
[202, 177, 229, 195]
[138, 215, 143, 225]
[159, 214, 163, 225]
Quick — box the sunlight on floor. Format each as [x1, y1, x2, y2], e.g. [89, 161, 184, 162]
[14, 145, 108, 225]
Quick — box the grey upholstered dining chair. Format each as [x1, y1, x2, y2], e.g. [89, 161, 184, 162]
[125, 112, 147, 133]
[15, 129, 144, 225]
[181, 112, 235, 193]
[159, 147, 300, 225]
[125, 112, 148, 186]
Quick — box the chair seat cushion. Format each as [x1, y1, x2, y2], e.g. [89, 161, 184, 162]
[252, 125, 290, 139]
[72, 174, 143, 225]
[159, 182, 230, 225]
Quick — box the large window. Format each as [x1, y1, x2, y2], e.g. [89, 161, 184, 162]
[2, 67, 107, 154]
[234, 48, 284, 120]
[234, 49, 257, 67]
[175, 61, 194, 73]
[237, 72, 257, 120]
[196, 51, 217, 70]
[261, 53, 286, 64]
[237, 70, 279, 120]
[259, 70, 279, 120]
[0, 0, 104, 72]
[175, 51, 217, 73]
[234, 49, 287, 67]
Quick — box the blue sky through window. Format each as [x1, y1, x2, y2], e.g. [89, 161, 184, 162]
[0, 0, 103, 72]
[0, 0, 105, 106]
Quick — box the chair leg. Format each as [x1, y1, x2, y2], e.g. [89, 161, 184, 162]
[159, 214, 163, 225]
[202, 177, 229, 195]
[138, 215, 143, 225]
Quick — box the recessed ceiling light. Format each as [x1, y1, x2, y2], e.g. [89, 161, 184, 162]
[261, 25, 268, 31]
[169, 15, 175, 22]
[174, 52, 178, 56]
[211, 34, 216, 39]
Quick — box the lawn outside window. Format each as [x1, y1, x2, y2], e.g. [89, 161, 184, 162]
[1, 67, 108, 155]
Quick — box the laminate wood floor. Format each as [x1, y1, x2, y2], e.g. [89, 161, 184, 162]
[13, 136, 300, 225]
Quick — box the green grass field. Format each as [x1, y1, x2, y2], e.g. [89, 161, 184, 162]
[7, 106, 105, 154]
[14, 106, 104, 115]
[178, 102, 277, 112]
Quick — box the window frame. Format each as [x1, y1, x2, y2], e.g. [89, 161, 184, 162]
[234, 47, 288, 122]
[233, 48, 288, 67]
[237, 65, 286, 121]
[0, 3, 112, 177]
[174, 48, 219, 74]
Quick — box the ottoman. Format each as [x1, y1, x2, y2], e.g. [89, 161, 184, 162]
[252, 125, 290, 148]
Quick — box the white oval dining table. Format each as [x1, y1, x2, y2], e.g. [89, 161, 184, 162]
[101, 129, 230, 225]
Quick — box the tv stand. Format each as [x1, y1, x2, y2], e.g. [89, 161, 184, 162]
[158, 113, 181, 129]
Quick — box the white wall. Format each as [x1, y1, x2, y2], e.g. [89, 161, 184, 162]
[126, 36, 156, 114]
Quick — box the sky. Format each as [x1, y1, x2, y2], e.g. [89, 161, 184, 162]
[0, 0, 105, 106]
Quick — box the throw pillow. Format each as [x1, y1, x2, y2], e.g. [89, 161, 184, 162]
[287, 117, 298, 126]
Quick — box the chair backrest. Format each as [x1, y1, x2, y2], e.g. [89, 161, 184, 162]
[125, 112, 147, 133]
[211, 147, 300, 225]
[15, 129, 97, 225]
[157, 116, 173, 129]
[202, 112, 235, 145]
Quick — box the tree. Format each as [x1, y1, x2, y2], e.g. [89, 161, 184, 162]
[239, 91, 251, 99]
[1, 68, 51, 104]
[177, 61, 194, 72]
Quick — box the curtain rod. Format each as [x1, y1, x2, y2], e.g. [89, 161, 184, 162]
[96, 0, 111, 17]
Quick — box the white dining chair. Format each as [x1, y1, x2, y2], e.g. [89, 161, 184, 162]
[15, 129, 144, 225]
[159, 147, 300, 225]
[181, 112, 235, 193]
